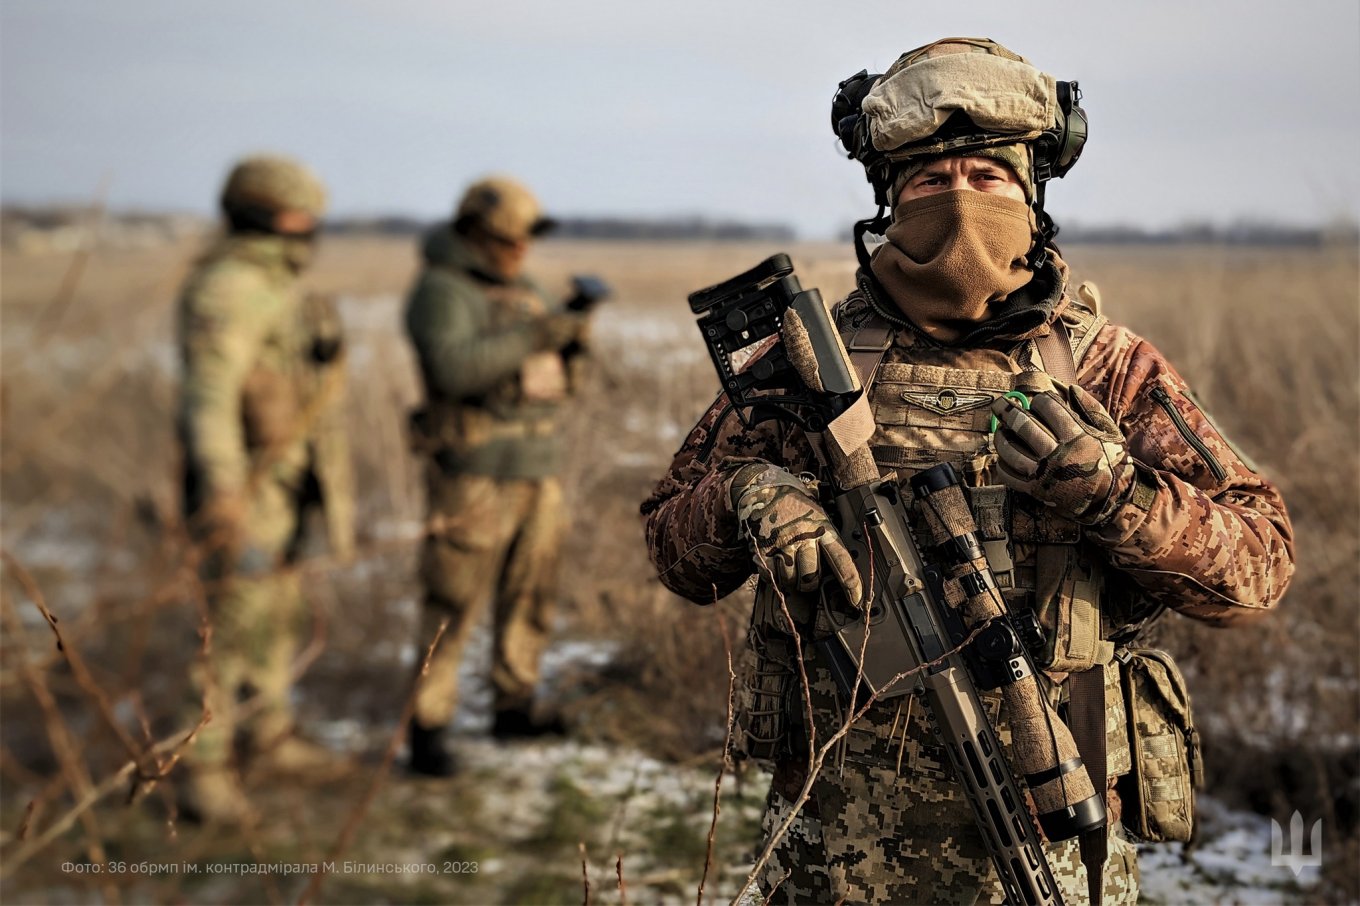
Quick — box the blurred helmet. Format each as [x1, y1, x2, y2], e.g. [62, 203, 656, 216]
[454, 175, 556, 242]
[831, 38, 1087, 206]
[220, 154, 327, 219]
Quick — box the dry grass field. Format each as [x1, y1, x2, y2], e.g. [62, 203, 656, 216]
[1, 233, 1356, 903]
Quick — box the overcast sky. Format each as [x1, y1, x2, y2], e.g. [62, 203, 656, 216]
[3, 0, 1358, 238]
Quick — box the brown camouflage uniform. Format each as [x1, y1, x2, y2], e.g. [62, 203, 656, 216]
[642, 273, 1294, 904]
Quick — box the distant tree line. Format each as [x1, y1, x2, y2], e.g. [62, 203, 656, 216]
[1056, 220, 1359, 246]
[849, 219, 1360, 247]
[322, 214, 798, 242]
[4, 205, 1355, 247]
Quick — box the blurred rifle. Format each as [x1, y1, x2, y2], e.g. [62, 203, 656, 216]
[687, 255, 1107, 906]
[561, 275, 610, 359]
[565, 274, 611, 312]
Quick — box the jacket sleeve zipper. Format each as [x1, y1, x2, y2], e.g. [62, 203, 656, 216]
[1149, 386, 1228, 482]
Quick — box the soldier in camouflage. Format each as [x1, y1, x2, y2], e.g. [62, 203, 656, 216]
[177, 154, 355, 822]
[404, 176, 591, 776]
[643, 39, 1294, 904]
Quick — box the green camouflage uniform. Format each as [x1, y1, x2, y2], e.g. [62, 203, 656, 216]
[178, 231, 354, 771]
[405, 225, 577, 726]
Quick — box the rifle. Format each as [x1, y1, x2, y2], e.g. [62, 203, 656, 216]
[688, 254, 1107, 906]
[565, 274, 611, 312]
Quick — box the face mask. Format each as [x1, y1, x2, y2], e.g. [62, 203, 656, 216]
[281, 235, 317, 272]
[870, 191, 1035, 342]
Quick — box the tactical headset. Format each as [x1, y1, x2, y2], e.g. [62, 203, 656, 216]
[832, 69, 1088, 269]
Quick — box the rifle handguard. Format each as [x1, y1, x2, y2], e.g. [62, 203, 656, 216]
[912, 464, 1107, 842]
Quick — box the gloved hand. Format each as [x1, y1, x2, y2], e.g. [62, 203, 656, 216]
[990, 384, 1136, 527]
[729, 463, 863, 605]
[532, 311, 589, 352]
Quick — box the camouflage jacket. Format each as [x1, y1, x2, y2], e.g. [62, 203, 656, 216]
[404, 226, 575, 480]
[642, 283, 1294, 629]
[177, 234, 353, 554]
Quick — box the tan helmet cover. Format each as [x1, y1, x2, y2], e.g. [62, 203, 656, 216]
[864, 38, 1057, 160]
[220, 154, 327, 217]
[455, 175, 555, 242]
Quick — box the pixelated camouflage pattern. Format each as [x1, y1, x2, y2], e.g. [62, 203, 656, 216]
[1119, 648, 1199, 843]
[643, 289, 1293, 626]
[754, 649, 1139, 905]
[642, 273, 1292, 901]
[1079, 322, 1294, 625]
[413, 472, 565, 726]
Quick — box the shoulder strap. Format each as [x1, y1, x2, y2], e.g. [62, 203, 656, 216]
[1034, 320, 1079, 384]
[841, 310, 895, 389]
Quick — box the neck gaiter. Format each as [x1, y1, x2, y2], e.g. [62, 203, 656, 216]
[870, 191, 1036, 343]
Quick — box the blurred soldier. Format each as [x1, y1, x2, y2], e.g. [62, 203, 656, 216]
[404, 176, 592, 776]
[177, 154, 355, 821]
[643, 39, 1295, 904]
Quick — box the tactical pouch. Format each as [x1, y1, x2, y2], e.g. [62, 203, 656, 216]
[1116, 647, 1202, 843]
[1032, 545, 1111, 673]
[732, 583, 801, 763]
[241, 366, 300, 450]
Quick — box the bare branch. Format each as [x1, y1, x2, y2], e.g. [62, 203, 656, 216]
[580, 841, 592, 906]
[698, 605, 736, 906]
[295, 617, 450, 906]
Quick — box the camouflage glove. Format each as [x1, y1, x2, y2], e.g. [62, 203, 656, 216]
[532, 312, 589, 352]
[729, 463, 863, 605]
[990, 384, 1136, 527]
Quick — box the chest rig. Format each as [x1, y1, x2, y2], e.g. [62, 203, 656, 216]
[839, 293, 1114, 675]
[479, 279, 569, 413]
[414, 271, 567, 476]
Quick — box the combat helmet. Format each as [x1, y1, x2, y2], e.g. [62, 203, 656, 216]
[453, 175, 557, 243]
[220, 154, 327, 233]
[831, 38, 1087, 267]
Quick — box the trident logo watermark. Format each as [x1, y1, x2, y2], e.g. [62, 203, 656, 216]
[1270, 811, 1322, 877]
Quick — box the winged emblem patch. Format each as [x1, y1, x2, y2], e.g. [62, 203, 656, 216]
[900, 388, 995, 416]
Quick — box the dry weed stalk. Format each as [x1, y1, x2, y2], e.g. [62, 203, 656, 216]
[735, 545, 988, 900]
[0, 591, 118, 902]
[295, 617, 449, 906]
[0, 553, 215, 877]
[3, 552, 154, 780]
[580, 840, 592, 906]
[697, 605, 737, 906]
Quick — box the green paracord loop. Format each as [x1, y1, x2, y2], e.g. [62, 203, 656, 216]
[989, 390, 1032, 433]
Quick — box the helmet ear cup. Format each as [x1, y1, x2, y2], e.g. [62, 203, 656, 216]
[1034, 81, 1088, 182]
[831, 70, 890, 202]
[830, 70, 878, 151]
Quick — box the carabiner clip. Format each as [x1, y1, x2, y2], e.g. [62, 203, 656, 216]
[988, 390, 1031, 433]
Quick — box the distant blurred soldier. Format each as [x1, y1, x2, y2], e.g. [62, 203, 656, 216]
[404, 176, 592, 776]
[177, 154, 355, 821]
